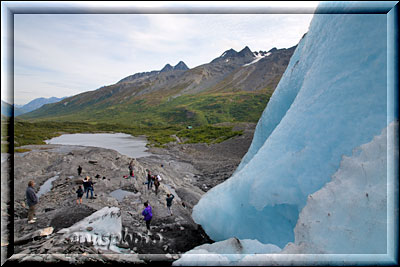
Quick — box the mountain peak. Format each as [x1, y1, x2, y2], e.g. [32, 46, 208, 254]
[174, 61, 189, 71]
[238, 46, 253, 57]
[160, 64, 174, 72]
[220, 48, 238, 58]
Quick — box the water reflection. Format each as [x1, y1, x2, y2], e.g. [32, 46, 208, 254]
[45, 133, 151, 158]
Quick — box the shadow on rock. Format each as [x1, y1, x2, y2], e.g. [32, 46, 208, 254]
[49, 205, 97, 232]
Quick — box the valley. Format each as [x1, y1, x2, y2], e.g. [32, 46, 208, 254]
[3, 44, 293, 264]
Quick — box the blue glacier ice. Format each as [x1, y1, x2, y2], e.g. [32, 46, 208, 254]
[192, 1, 398, 250]
[175, 121, 398, 265]
[282, 121, 397, 254]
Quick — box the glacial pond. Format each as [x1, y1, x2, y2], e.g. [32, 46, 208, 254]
[109, 189, 140, 202]
[45, 133, 152, 158]
[37, 175, 59, 199]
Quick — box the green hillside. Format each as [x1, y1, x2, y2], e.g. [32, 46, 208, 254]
[21, 91, 271, 127]
[14, 45, 295, 150]
[12, 90, 270, 150]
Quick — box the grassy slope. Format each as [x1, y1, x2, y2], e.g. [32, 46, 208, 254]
[12, 120, 243, 149]
[21, 91, 271, 127]
[14, 91, 272, 150]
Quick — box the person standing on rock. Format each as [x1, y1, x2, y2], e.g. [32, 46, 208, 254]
[84, 176, 94, 199]
[82, 176, 89, 196]
[129, 160, 135, 178]
[151, 175, 156, 190]
[76, 185, 84, 204]
[141, 202, 153, 232]
[154, 177, 160, 195]
[77, 165, 82, 176]
[88, 177, 95, 199]
[166, 193, 175, 216]
[26, 180, 38, 224]
[147, 170, 153, 190]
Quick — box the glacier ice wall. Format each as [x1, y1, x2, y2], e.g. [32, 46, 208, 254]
[176, 122, 398, 265]
[192, 3, 393, 248]
[282, 121, 397, 254]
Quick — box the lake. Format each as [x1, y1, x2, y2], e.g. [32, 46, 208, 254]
[45, 133, 152, 158]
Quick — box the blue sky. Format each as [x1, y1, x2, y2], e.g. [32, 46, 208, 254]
[2, 1, 318, 105]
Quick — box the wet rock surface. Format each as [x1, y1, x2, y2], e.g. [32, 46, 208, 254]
[4, 123, 255, 264]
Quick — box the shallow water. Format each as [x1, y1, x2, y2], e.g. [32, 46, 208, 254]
[37, 175, 59, 199]
[109, 189, 139, 202]
[45, 133, 151, 158]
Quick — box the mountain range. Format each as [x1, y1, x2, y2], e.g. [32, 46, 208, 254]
[19, 45, 297, 126]
[2, 97, 66, 117]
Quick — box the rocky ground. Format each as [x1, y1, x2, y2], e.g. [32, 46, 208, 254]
[148, 123, 256, 191]
[1, 123, 255, 265]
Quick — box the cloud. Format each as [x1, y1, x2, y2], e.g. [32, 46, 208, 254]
[10, 11, 314, 105]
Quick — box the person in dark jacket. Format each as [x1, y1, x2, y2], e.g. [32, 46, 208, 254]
[166, 193, 175, 216]
[86, 177, 94, 199]
[154, 178, 160, 195]
[76, 185, 84, 204]
[82, 176, 89, 196]
[77, 165, 82, 176]
[26, 180, 38, 223]
[147, 171, 153, 190]
[141, 202, 153, 231]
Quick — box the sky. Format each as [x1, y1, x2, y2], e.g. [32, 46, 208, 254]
[1, 1, 319, 106]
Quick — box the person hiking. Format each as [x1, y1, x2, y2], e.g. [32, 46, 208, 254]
[26, 180, 38, 224]
[141, 202, 153, 232]
[147, 171, 153, 190]
[76, 185, 84, 205]
[82, 176, 89, 196]
[88, 177, 95, 199]
[77, 165, 82, 176]
[128, 160, 135, 177]
[84, 176, 94, 199]
[154, 178, 160, 195]
[166, 193, 175, 216]
[151, 175, 156, 190]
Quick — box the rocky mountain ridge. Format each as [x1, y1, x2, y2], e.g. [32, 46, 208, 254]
[19, 44, 296, 125]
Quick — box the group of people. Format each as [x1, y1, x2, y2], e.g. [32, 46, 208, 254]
[141, 193, 175, 232]
[75, 176, 95, 204]
[146, 170, 162, 195]
[26, 161, 176, 234]
[141, 168, 176, 232]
